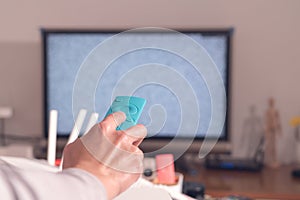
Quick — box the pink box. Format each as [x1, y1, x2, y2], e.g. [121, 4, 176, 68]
[155, 154, 176, 185]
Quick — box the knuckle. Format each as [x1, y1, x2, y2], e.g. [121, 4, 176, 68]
[99, 121, 109, 132]
[136, 124, 147, 136]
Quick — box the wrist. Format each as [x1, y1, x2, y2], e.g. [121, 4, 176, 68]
[96, 175, 121, 200]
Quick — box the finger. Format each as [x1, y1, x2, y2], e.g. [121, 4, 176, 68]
[100, 111, 126, 131]
[122, 124, 147, 147]
[80, 124, 144, 173]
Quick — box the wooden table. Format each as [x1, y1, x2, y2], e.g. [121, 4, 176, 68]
[179, 164, 300, 199]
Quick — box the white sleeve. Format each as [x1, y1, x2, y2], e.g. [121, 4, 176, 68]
[0, 160, 107, 200]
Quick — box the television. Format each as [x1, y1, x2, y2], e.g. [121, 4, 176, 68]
[42, 28, 233, 159]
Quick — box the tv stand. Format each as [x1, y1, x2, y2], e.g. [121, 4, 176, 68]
[175, 153, 206, 176]
[178, 163, 300, 199]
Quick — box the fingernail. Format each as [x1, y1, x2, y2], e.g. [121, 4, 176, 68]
[112, 111, 126, 126]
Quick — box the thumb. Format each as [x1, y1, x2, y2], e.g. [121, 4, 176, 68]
[101, 111, 126, 131]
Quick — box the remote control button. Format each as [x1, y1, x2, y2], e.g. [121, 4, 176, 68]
[115, 99, 122, 102]
[129, 105, 138, 114]
[126, 117, 134, 122]
[112, 106, 127, 112]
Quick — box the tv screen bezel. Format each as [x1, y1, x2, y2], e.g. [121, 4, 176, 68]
[41, 28, 233, 143]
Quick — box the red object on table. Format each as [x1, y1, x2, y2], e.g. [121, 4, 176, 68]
[155, 154, 176, 185]
[55, 159, 61, 166]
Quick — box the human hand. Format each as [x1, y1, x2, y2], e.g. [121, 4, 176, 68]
[62, 112, 147, 199]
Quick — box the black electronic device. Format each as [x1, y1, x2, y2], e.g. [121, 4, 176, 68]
[292, 169, 300, 178]
[42, 28, 233, 156]
[183, 181, 205, 200]
[205, 137, 264, 171]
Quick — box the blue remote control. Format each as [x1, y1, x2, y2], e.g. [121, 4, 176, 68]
[105, 96, 146, 130]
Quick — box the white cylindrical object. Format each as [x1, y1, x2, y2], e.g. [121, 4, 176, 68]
[47, 110, 58, 166]
[67, 109, 87, 144]
[84, 112, 99, 135]
[60, 109, 87, 170]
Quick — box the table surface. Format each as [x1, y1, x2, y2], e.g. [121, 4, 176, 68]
[179, 162, 300, 199]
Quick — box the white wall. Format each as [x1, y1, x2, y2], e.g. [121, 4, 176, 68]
[0, 0, 299, 163]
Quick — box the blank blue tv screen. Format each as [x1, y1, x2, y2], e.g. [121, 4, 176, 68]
[43, 29, 232, 140]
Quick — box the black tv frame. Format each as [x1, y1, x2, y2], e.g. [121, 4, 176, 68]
[41, 28, 233, 144]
